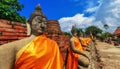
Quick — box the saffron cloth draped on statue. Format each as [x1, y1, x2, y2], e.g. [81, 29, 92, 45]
[81, 38, 91, 50]
[14, 35, 63, 69]
[66, 37, 83, 69]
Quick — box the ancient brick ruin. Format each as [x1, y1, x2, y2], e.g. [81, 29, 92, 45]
[47, 20, 62, 34]
[0, 19, 27, 45]
[113, 26, 120, 35]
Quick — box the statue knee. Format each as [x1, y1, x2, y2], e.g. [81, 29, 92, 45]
[78, 57, 90, 67]
[84, 60, 89, 67]
[79, 60, 89, 67]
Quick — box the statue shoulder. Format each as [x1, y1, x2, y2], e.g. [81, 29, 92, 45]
[0, 37, 28, 47]
[70, 37, 75, 42]
[0, 37, 33, 52]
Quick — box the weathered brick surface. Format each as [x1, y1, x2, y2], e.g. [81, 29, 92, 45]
[0, 27, 26, 33]
[0, 19, 27, 45]
[13, 25, 27, 30]
[0, 23, 12, 28]
[47, 20, 62, 34]
[0, 19, 11, 25]
[0, 36, 18, 40]
[113, 26, 120, 35]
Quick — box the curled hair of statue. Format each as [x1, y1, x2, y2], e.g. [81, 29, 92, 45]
[28, 4, 47, 24]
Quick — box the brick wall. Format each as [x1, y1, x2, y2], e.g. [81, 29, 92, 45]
[0, 19, 27, 45]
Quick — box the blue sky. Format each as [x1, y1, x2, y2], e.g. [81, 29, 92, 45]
[19, 0, 120, 33]
[18, 0, 98, 20]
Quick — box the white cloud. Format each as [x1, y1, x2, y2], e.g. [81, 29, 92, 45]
[85, 6, 99, 13]
[95, 0, 120, 32]
[110, 0, 120, 5]
[85, 0, 102, 13]
[59, 13, 104, 32]
[111, 8, 120, 18]
[105, 17, 119, 27]
[58, 0, 120, 33]
[109, 0, 120, 18]
[59, 14, 100, 32]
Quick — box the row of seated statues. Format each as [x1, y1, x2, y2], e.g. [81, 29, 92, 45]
[0, 4, 100, 69]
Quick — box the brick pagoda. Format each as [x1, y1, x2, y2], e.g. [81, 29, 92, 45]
[46, 20, 70, 63]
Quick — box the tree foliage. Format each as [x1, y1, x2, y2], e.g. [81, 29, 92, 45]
[99, 33, 106, 41]
[0, 0, 26, 23]
[85, 26, 102, 37]
[64, 32, 71, 36]
[104, 24, 109, 30]
[76, 28, 84, 37]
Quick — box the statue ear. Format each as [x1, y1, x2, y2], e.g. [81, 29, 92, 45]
[26, 22, 31, 36]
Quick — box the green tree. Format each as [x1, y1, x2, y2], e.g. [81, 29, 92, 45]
[76, 28, 84, 37]
[104, 24, 109, 38]
[99, 33, 106, 41]
[99, 32, 111, 41]
[64, 32, 71, 36]
[85, 26, 102, 37]
[0, 0, 26, 23]
[104, 24, 109, 30]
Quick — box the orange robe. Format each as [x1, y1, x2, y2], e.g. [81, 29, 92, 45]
[66, 37, 83, 69]
[14, 35, 63, 69]
[81, 38, 91, 50]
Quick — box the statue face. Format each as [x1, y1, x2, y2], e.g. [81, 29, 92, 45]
[31, 16, 46, 34]
[73, 32, 77, 36]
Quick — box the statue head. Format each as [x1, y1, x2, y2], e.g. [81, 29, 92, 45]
[77, 31, 83, 37]
[28, 4, 47, 35]
[71, 25, 77, 36]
